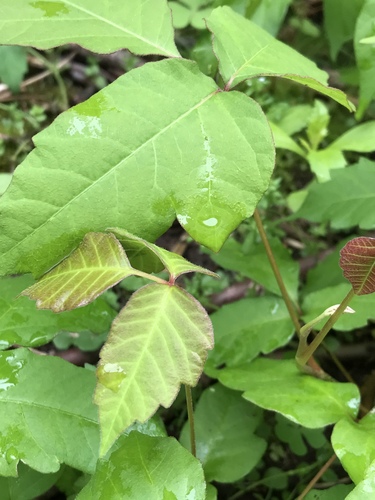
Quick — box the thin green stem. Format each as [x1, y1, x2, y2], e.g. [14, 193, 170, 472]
[185, 385, 196, 457]
[297, 289, 355, 367]
[253, 209, 300, 333]
[132, 269, 168, 285]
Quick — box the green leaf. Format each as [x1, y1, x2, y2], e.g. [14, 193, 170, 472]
[180, 384, 266, 482]
[0, 59, 275, 277]
[346, 461, 375, 498]
[332, 412, 375, 484]
[305, 484, 354, 500]
[77, 433, 206, 500]
[169, 1, 191, 29]
[206, 236, 299, 301]
[250, 0, 292, 36]
[111, 227, 218, 281]
[95, 283, 213, 455]
[302, 283, 375, 331]
[307, 148, 346, 183]
[0, 47, 27, 93]
[0, 348, 99, 476]
[297, 159, 375, 229]
[340, 237, 375, 295]
[207, 6, 355, 111]
[0, 275, 115, 350]
[205, 296, 294, 377]
[0, 174, 12, 196]
[0, 0, 179, 57]
[275, 414, 327, 456]
[219, 358, 360, 427]
[269, 122, 306, 157]
[355, 0, 375, 118]
[323, 0, 364, 60]
[331, 121, 375, 152]
[0, 463, 62, 500]
[22, 232, 137, 312]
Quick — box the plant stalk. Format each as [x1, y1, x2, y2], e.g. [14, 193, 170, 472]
[253, 209, 301, 333]
[298, 289, 355, 366]
[185, 385, 196, 457]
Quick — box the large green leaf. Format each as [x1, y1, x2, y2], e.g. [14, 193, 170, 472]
[0, 59, 275, 277]
[206, 236, 299, 301]
[323, 0, 364, 60]
[332, 412, 375, 484]
[180, 384, 266, 482]
[22, 232, 137, 312]
[297, 159, 375, 229]
[355, 0, 375, 117]
[219, 359, 360, 427]
[95, 283, 213, 455]
[346, 461, 375, 498]
[205, 296, 294, 377]
[207, 7, 355, 111]
[331, 121, 375, 152]
[77, 433, 206, 499]
[0, 348, 99, 477]
[0, 0, 179, 57]
[302, 283, 375, 331]
[0, 275, 115, 350]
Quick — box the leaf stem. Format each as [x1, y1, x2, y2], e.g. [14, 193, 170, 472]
[132, 269, 168, 285]
[185, 385, 196, 457]
[297, 289, 355, 367]
[253, 208, 300, 332]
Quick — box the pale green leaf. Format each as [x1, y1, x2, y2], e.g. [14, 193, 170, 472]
[275, 104, 314, 135]
[0, 348, 99, 476]
[111, 227, 218, 281]
[0, 173, 12, 196]
[332, 412, 375, 484]
[297, 159, 375, 229]
[95, 283, 213, 455]
[355, 0, 375, 118]
[361, 35, 375, 43]
[0, 0, 179, 57]
[331, 121, 375, 152]
[205, 296, 294, 377]
[169, 1, 191, 29]
[302, 283, 375, 331]
[323, 0, 364, 60]
[22, 232, 135, 312]
[77, 433, 206, 500]
[0, 463, 61, 500]
[0, 275, 115, 350]
[269, 122, 306, 157]
[206, 483, 218, 500]
[207, 6, 355, 111]
[0, 47, 27, 92]
[180, 384, 266, 482]
[0, 59, 275, 277]
[219, 359, 360, 427]
[250, 0, 292, 36]
[307, 148, 346, 182]
[346, 461, 375, 498]
[206, 236, 299, 301]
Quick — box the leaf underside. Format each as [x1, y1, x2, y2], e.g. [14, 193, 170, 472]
[340, 237, 375, 295]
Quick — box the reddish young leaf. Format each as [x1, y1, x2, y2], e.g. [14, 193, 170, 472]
[340, 237, 375, 295]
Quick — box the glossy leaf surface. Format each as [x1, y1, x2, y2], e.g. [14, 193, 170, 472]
[78, 433, 206, 499]
[0, 0, 179, 57]
[206, 237, 299, 301]
[297, 159, 375, 229]
[332, 412, 375, 484]
[96, 283, 213, 455]
[303, 283, 375, 331]
[219, 359, 360, 427]
[0, 348, 99, 476]
[0, 59, 275, 277]
[205, 296, 294, 377]
[180, 384, 266, 482]
[0, 275, 115, 350]
[207, 7, 354, 110]
[340, 237, 375, 295]
[22, 232, 135, 311]
[354, 0, 375, 117]
[111, 227, 218, 280]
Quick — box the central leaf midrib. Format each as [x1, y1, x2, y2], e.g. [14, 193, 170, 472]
[5, 89, 217, 260]
[63, 0, 178, 57]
